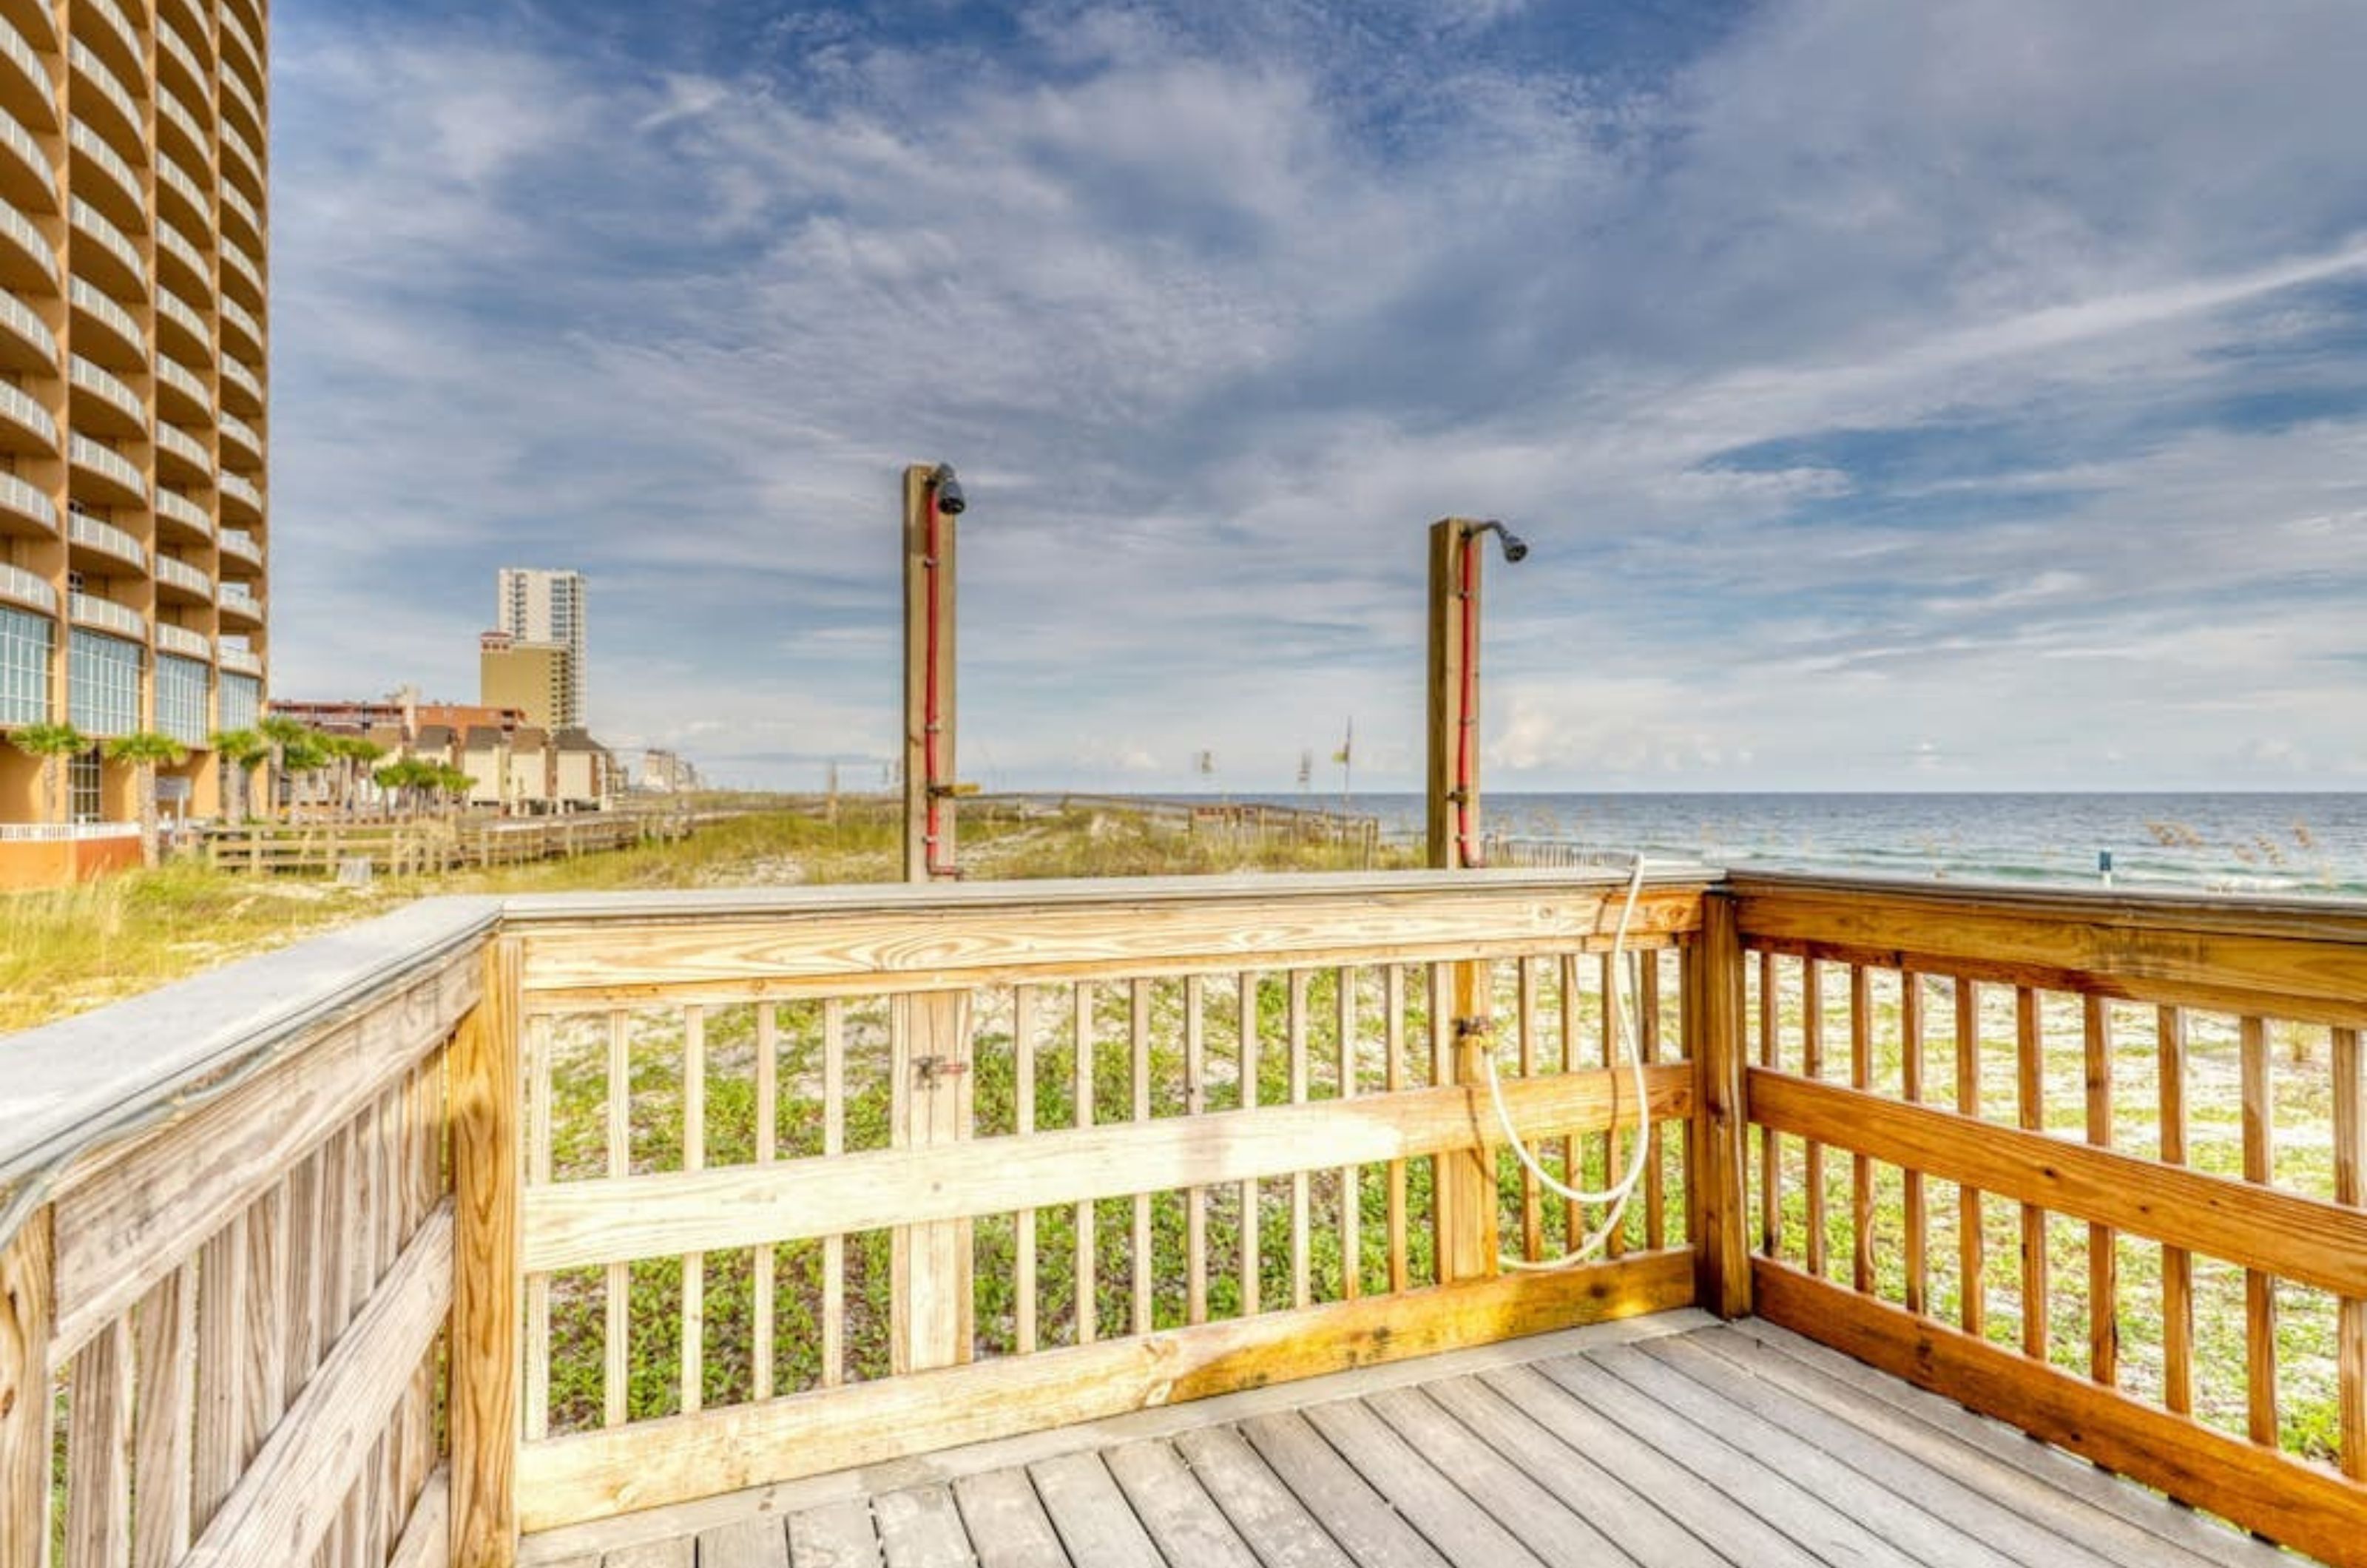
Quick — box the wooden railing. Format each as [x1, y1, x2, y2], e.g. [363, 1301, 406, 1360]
[1730, 873, 2367, 1566]
[493, 873, 1712, 1533]
[0, 897, 497, 1568]
[10, 868, 2367, 1568]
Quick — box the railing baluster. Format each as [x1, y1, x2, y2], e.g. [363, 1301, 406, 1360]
[2159, 1006, 2192, 1416]
[64, 1318, 132, 1568]
[1803, 959, 1826, 1279]
[524, 1018, 553, 1439]
[1900, 971, 1926, 1316]
[1850, 965, 1874, 1295]
[1288, 971, 1313, 1307]
[131, 1265, 195, 1568]
[2016, 987, 2047, 1362]
[1562, 953, 1582, 1259]
[1238, 972, 1260, 1318]
[1518, 957, 1542, 1263]
[1076, 981, 1099, 1342]
[2335, 1024, 2364, 1480]
[1641, 950, 1666, 1252]
[752, 1005, 777, 1399]
[1956, 979, 1985, 1338]
[1757, 949, 1779, 1258]
[681, 1006, 706, 1415]
[1385, 964, 1409, 1294]
[1338, 967, 1361, 1298]
[2085, 997, 2116, 1389]
[822, 998, 846, 1387]
[1132, 980, 1155, 1333]
[192, 1218, 248, 1535]
[604, 1012, 630, 1427]
[1017, 986, 1041, 1351]
[1601, 952, 1627, 1260]
[2243, 1015, 2277, 1447]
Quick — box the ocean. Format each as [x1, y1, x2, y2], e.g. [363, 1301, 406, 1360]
[1253, 792, 2367, 898]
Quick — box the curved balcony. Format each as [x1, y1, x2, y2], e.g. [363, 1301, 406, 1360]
[218, 526, 260, 570]
[0, 557, 53, 612]
[153, 618, 207, 660]
[220, 294, 264, 361]
[67, 509, 144, 570]
[220, 353, 262, 415]
[69, 588, 143, 639]
[217, 580, 261, 626]
[0, 193, 54, 290]
[220, 56, 265, 145]
[67, 431, 145, 507]
[220, 237, 264, 311]
[220, 119, 266, 206]
[0, 104, 54, 214]
[0, 16, 56, 133]
[219, 409, 262, 468]
[156, 153, 208, 232]
[220, 4, 265, 97]
[68, 353, 144, 438]
[220, 183, 264, 251]
[155, 353, 209, 422]
[0, 374, 55, 450]
[65, 41, 143, 163]
[155, 83, 208, 172]
[154, 484, 210, 543]
[156, 216, 209, 299]
[153, 550, 209, 603]
[153, 15, 205, 105]
[218, 470, 262, 522]
[156, 285, 209, 361]
[72, 0, 143, 95]
[0, 284, 58, 370]
[68, 275, 143, 368]
[68, 195, 145, 299]
[0, 0, 55, 53]
[0, 466, 56, 536]
[155, 418, 209, 484]
[218, 642, 260, 676]
[65, 118, 143, 234]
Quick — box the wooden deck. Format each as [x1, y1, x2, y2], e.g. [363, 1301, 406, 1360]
[519, 1312, 2294, 1568]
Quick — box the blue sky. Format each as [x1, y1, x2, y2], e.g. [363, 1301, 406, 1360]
[268, 0, 2367, 792]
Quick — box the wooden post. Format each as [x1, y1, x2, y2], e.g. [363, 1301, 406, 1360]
[1425, 519, 1479, 871]
[1432, 962, 1500, 1284]
[451, 939, 521, 1568]
[1, 1209, 53, 1568]
[1687, 891, 1752, 1318]
[891, 992, 975, 1372]
[902, 464, 959, 883]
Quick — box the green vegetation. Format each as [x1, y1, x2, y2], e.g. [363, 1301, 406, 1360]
[6, 720, 88, 826]
[0, 802, 1411, 1033]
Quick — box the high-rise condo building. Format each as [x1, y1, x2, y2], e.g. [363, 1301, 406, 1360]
[0, 0, 270, 827]
[495, 566, 584, 725]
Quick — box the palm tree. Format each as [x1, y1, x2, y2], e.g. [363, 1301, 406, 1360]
[8, 720, 90, 826]
[257, 714, 312, 820]
[209, 727, 270, 821]
[279, 730, 331, 818]
[374, 757, 430, 817]
[328, 734, 387, 815]
[102, 731, 189, 868]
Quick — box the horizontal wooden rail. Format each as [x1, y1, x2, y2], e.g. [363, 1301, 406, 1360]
[1755, 1263, 2366, 1568]
[516, 1251, 1692, 1530]
[1734, 876, 2367, 1026]
[524, 1065, 1690, 1272]
[1751, 1069, 2367, 1300]
[511, 877, 1704, 1003]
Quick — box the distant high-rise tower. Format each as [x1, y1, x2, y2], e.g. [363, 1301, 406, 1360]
[496, 567, 584, 724]
[0, 0, 274, 827]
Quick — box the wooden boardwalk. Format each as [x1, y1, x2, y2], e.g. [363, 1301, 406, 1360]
[519, 1313, 2295, 1568]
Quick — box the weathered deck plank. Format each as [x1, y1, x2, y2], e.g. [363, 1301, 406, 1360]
[516, 1317, 2329, 1568]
